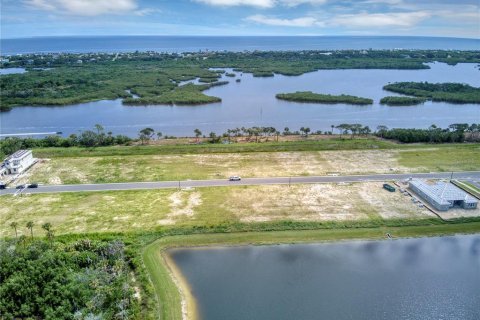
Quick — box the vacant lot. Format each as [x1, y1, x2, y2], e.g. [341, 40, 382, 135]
[1, 182, 433, 237]
[17, 144, 480, 185]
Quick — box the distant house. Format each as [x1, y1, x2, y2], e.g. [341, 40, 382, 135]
[409, 179, 478, 211]
[3, 150, 35, 175]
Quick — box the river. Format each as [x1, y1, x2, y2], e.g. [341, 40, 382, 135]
[1, 62, 479, 137]
[170, 234, 480, 320]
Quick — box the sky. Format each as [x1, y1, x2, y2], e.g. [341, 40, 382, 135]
[1, 0, 479, 39]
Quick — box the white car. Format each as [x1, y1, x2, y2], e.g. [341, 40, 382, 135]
[229, 176, 241, 181]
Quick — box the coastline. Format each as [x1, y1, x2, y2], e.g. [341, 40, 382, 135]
[143, 222, 480, 320]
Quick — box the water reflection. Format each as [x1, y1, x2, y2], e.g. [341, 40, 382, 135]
[171, 234, 480, 320]
[1, 63, 479, 137]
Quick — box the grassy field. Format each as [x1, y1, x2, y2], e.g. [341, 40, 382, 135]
[19, 143, 480, 185]
[24, 145, 480, 184]
[143, 222, 480, 320]
[1, 182, 438, 237]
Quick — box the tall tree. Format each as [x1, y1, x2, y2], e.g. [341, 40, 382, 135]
[10, 222, 18, 239]
[139, 128, 155, 145]
[194, 129, 202, 142]
[26, 221, 34, 240]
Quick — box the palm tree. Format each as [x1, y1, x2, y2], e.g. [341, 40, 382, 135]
[42, 222, 52, 232]
[18, 235, 27, 248]
[194, 129, 202, 142]
[331, 125, 334, 135]
[26, 221, 34, 240]
[10, 222, 18, 238]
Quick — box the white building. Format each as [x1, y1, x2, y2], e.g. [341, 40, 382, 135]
[0, 165, 7, 178]
[409, 179, 478, 211]
[3, 150, 35, 175]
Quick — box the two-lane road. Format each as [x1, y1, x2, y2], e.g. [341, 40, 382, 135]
[2, 171, 480, 196]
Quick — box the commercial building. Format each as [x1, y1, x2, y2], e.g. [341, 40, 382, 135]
[409, 179, 478, 211]
[3, 150, 35, 175]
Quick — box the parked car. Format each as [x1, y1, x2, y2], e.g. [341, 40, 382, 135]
[229, 176, 241, 181]
[16, 184, 25, 189]
[28, 183, 39, 188]
[0, 183, 6, 190]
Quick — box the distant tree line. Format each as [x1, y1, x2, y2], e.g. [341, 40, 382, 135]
[0, 124, 131, 157]
[2, 123, 479, 159]
[376, 123, 480, 143]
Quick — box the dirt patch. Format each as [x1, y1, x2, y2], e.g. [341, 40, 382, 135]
[358, 182, 434, 219]
[322, 150, 410, 174]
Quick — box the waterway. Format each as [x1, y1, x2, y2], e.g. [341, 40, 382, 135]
[2, 36, 479, 55]
[1, 62, 479, 137]
[170, 234, 480, 320]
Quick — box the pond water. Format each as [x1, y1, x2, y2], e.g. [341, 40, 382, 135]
[0, 68, 26, 75]
[1, 63, 479, 137]
[170, 234, 480, 320]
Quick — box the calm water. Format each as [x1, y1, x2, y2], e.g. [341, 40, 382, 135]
[1, 62, 479, 137]
[1, 36, 479, 55]
[170, 234, 480, 320]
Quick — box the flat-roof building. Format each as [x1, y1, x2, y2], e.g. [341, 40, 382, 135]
[409, 179, 478, 211]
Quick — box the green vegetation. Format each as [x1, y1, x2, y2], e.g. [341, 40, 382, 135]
[144, 221, 480, 319]
[123, 83, 223, 106]
[2, 50, 480, 110]
[383, 82, 480, 104]
[0, 238, 137, 319]
[380, 96, 427, 106]
[377, 123, 479, 143]
[276, 91, 373, 105]
[452, 180, 480, 198]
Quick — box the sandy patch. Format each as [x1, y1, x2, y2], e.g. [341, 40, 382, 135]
[358, 182, 433, 219]
[323, 150, 410, 174]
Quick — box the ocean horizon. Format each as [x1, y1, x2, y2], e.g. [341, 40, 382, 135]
[1, 35, 479, 55]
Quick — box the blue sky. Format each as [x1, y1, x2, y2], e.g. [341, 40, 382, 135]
[1, 0, 479, 39]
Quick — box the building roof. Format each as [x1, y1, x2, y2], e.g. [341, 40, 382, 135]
[5, 149, 31, 161]
[410, 179, 478, 205]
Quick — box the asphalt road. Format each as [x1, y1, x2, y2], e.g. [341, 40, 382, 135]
[2, 171, 480, 196]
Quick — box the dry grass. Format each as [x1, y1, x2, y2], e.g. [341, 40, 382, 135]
[20, 150, 401, 185]
[0, 182, 442, 237]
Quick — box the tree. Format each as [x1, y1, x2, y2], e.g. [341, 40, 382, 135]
[42, 222, 52, 232]
[331, 125, 334, 135]
[94, 124, 104, 135]
[194, 129, 202, 142]
[376, 125, 388, 138]
[283, 127, 291, 136]
[139, 127, 155, 145]
[10, 222, 18, 238]
[156, 132, 163, 140]
[26, 221, 34, 240]
[300, 127, 311, 137]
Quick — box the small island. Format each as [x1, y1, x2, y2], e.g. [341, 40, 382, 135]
[122, 82, 226, 106]
[276, 91, 373, 105]
[383, 82, 480, 104]
[380, 96, 427, 106]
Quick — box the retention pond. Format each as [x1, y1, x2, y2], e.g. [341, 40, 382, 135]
[170, 234, 480, 320]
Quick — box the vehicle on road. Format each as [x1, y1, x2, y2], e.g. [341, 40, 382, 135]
[0, 183, 5, 190]
[229, 176, 242, 181]
[28, 183, 39, 188]
[16, 184, 25, 189]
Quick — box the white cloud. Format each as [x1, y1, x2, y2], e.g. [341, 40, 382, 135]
[281, 0, 328, 6]
[246, 14, 321, 27]
[23, 0, 140, 16]
[194, 0, 327, 7]
[194, 0, 276, 8]
[246, 10, 431, 29]
[329, 11, 431, 27]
